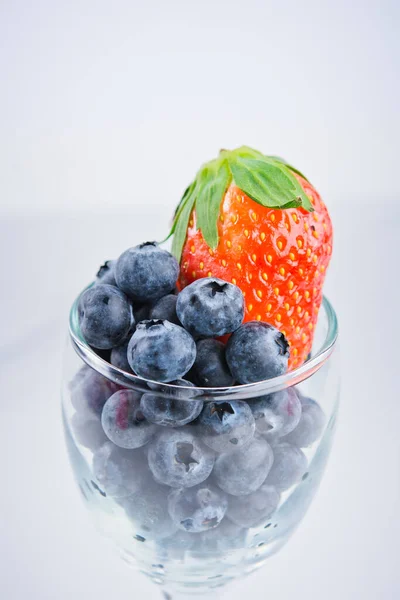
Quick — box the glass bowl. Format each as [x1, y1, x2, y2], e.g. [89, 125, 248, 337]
[62, 288, 339, 599]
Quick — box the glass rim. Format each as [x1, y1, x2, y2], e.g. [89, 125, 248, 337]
[69, 286, 338, 400]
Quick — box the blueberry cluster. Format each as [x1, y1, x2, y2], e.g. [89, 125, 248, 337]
[78, 241, 290, 386]
[72, 241, 322, 557]
[70, 364, 325, 556]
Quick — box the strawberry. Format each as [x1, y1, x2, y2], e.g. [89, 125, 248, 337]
[169, 147, 333, 370]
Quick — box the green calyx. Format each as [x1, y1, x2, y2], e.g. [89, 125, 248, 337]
[170, 146, 314, 260]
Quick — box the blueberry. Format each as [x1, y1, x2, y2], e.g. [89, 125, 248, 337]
[150, 294, 181, 326]
[191, 518, 247, 557]
[92, 442, 144, 498]
[70, 366, 119, 417]
[191, 339, 235, 387]
[79, 284, 133, 349]
[227, 484, 280, 528]
[92, 347, 112, 362]
[213, 437, 273, 496]
[71, 411, 108, 451]
[226, 322, 289, 384]
[197, 401, 255, 454]
[101, 389, 156, 449]
[115, 242, 179, 303]
[96, 260, 117, 287]
[147, 429, 215, 488]
[127, 320, 196, 383]
[133, 303, 151, 324]
[176, 278, 244, 338]
[157, 529, 195, 559]
[265, 442, 307, 491]
[168, 483, 228, 532]
[122, 480, 177, 541]
[249, 388, 302, 441]
[110, 341, 133, 373]
[282, 396, 325, 447]
[140, 380, 203, 427]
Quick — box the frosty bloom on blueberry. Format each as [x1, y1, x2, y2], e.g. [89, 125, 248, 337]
[227, 484, 280, 529]
[176, 277, 245, 338]
[157, 529, 196, 560]
[95, 259, 117, 287]
[101, 389, 156, 449]
[250, 388, 302, 441]
[70, 365, 119, 416]
[122, 480, 177, 541]
[147, 429, 215, 488]
[226, 321, 290, 384]
[116, 242, 179, 303]
[110, 340, 133, 373]
[132, 303, 151, 324]
[265, 442, 307, 491]
[140, 380, 203, 427]
[197, 400, 255, 454]
[168, 483, 228, 533]
[79, 284, 133, 349]
[127, 320, 196, 383]
[150, 294, 181, 326]
[213, 436, 274, 496]
[71, 411, 108, 452]
[282, 396, 325, 447]
[191, 339, 234, 387]
[92, 442, 144, 499]
[191, 518, 247, 557]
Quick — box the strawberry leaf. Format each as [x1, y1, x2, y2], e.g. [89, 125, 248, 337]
[171, 185, 196, 260]
[268, 156, 310, 183]
[229, 156, 312, 210]
[195, 160, 231, 249]
[232, 146, 264, 160]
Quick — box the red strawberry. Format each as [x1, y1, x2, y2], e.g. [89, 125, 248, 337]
[170, 147, 333, 370]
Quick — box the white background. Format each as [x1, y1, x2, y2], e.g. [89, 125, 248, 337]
[1, 1, 399, 599]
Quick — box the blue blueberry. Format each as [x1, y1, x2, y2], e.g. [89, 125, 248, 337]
[91, 347, 112, 362]
[101, 389, 156, 449]
[92, 442, 144, 498]
[213, 437, 273, 496]
[227, 484, 280, 528]
[265, 442, 307, 491]
[157, 529, 195, 559]
[140, 380, 203, 427]
[147, 429, 215, 488]
[127, 320, 196, 383]
[150, 294, 181, 326]
[282, 396, 325, 447]
[70, 365, 119, 417]
[226, 321, 290, 384]
[110, 341, 133, 373]
[197, 401, 255, 454]
[79, 284, 133, 349]
[168, 483, 228, 533]
[176, 278, 245, 338]
[133, 303, 151, 324]
[115, 242, 179, 303]
[191, 339, 235, 387]
[249, 388, 302, 441]
[122, 480, 177, 541]
[71, 411, 108, 451]
[190, 518, 247, 557]
[95, 260, 117, 287]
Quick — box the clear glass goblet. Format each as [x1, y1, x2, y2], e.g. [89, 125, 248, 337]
[62, 289, 339, 599]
